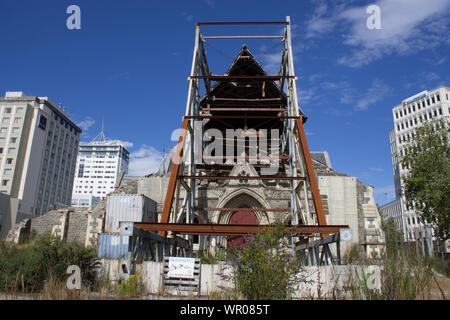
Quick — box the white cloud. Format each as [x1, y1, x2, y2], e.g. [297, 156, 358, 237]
[182, 12, 194, 22]
[77, 117, 95, 132]
[128, 145, 163, 176]
[355, 78, 391, 111]
[369, 167, 384, 173]
[203, 0, 215, 8]
[111, 139, 134, 149]
[373, 184, 394, 196]
[305, 0, 450, 67]
[404, 71, 441, 90]
[373, 184, 395, 203]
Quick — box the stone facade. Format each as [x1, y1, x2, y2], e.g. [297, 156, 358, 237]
[6, 157, 385, 260]
[139, 157, 385, 259]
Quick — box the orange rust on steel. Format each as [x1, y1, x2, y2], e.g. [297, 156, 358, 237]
[158, 117, 189, 236]
[134, 222, 348, 236]
[179, 175, 306, 181]
[184, 115, 299, 119]
[296, 117, 328, 236]
[196, 207, 291, 212]
[202, 108, 285, 112]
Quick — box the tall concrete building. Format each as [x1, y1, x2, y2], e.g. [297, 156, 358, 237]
[380, 86, 450, 241]
[0, 91, 81, 216]
[72, 129, 129, 200]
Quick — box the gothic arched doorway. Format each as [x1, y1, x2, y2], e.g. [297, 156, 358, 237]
[227, 207, 258, 249]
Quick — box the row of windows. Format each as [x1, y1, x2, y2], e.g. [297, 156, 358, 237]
[1, 117, 21, 124]
[75, 185, 113, 189]
[396, 108, 443, 132]
[395, 93, 441, 119]
[3, 107, 24, 114]
[83, 165, 116, 168]
[51, 111, 78, 136]
[0, 127, 20, 133]
[0, 147, 16, 154]
[0, 137, 18, 144]
[79, 175, 116, 179]
[75, 190, 108, 194]
[75, 180, 115, 184]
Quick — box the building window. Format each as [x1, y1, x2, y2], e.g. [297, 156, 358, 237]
[16, 107, 23, 113]
[3, 169, 12, 175]
[4, 108, 12, 114]
[6, 158, 13, 164]
[7, 148, 15, 154]
[10, 137, 17, 144]
[0, 128, 7, 133]
[2, 180, 8, 186]
[12, 127, 19, 133]
[13, 117, 21, 123]
[2, 117, 9, 123]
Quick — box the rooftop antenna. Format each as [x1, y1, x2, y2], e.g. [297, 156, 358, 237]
[90, 118, 107, 143]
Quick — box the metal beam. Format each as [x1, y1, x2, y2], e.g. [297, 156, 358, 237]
[202, 35, 284, 39]
[296, 117, 328, 234]
[179, 175, 306, 181]
[159, 118, 189, 236]
[134, 222, 349, 236]
[197, 22, 288, 26]
[185, 115, 298, 119]
[201, 108, 286, 112]
[189, 75, 296, 80]
[196, 207, 291, 212]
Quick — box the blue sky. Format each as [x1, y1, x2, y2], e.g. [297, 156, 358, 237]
[0, 0, 449, 205]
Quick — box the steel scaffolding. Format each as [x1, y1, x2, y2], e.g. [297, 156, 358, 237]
[122, 16, 349, 265]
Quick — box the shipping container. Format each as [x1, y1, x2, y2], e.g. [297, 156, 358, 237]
[97, 233, 130, 259]
[104, 194, 157, 233]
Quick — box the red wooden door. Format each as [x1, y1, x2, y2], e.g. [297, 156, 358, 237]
[227, 209, 258, 249]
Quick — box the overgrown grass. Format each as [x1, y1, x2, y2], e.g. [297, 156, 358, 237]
[117, 274, 145, 297]
[218, 223, 309, 300]
[197, 248, 227, 264]
[430, 255, 450, 277]
[0, 233, 100, 294]
[345, 230, 434, 300]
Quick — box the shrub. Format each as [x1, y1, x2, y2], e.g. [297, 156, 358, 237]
[218, 223, 308, 300]
[118, 274, 144, 297]
[348, 243, 433, 300]
[198, 248, 227, 264]
[0, 234, 100, 293]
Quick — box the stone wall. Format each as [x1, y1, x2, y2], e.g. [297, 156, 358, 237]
[102, 259, 381, 298]
[6, 207, 104, 247]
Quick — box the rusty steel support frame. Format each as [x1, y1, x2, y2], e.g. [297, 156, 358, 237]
[135, 222, 347, 236]
[155, 16, 338, 256]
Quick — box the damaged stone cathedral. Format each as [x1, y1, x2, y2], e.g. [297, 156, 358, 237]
[7, 46, 385, 261]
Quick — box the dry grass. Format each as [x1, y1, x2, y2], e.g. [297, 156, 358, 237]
[418, 272, 449, 300]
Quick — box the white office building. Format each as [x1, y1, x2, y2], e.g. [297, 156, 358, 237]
[0, 91, 81, 216]
[72, 130, 129, 200]
[380, 86, 450, 241]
